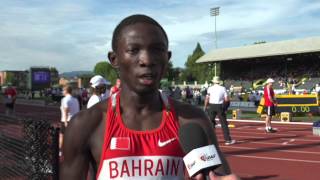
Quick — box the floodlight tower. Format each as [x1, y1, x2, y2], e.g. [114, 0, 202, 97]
[210, 7, 220, 76]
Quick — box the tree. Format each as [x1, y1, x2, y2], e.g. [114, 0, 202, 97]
[253, 41, 266, 45]
[79, 74, 93, 88]
[49, 67, 59, 86]
[182, 43, 210, 83]
[93, 61, 118, 84]
[5, 72, 15, 85]
[163, 61, 174, 81]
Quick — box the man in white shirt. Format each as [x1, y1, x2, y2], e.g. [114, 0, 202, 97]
[87, 75, 110, 108]
[60, 85, 80, 152]
[204, 76, 236, 145]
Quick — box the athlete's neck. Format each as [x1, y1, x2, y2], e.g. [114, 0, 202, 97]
[119, 88, 162, 113]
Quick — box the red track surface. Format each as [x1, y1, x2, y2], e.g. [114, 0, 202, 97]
[216, 121, 320, 180]
[0, 103, 60, 123]
[2, 103, 320, 179]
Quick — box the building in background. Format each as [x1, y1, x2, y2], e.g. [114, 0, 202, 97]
[0, 67, 59, 91]
[0, 70, 28, 90]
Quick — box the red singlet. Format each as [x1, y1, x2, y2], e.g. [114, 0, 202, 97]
[96, 93, 185, 180]
[264, 86, 275, 107]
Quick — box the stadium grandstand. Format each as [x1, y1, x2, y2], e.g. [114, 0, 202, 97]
[197, 36, 320, 93]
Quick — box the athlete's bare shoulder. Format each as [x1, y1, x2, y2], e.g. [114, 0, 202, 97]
[60, 99, 109, 179]
[63, 98, 108, 155]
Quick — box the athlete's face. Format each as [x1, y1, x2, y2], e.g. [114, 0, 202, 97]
[109, 23, 171, 94]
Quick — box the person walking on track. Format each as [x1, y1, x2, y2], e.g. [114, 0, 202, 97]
[4, 83, 17, 116]
[204, 76, 236, 145]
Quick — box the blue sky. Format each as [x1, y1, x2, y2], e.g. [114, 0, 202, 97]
[0, 0, 319, 73]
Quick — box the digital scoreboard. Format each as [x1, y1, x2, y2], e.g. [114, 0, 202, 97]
[33, 71, 50, 84]
[257, 94, 319, 114]
[29, 68, 51, 91]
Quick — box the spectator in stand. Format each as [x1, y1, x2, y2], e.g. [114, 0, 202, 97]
[315, 84, 320, 93]
[4, 83, 17, 116]
[74, 88, 83, 110]
[110, 78, 121, 96]
[181, 88, 187, 102]
[254, 92, 261, 107]
[81, 88, 89, 106]
[172, 86, 182, 100]
[200, 86, 207, 103]
[185, 86, 193, 104]
[194, 88, 201, 105]
[87, 75, 110, 108]
[248, 92, 257, 103]
[263, 78, 277, 133]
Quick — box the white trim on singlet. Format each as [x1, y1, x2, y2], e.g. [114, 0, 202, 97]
[111, 92, 118, 109]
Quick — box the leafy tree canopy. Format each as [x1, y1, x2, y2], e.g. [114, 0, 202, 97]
[93, 61, 118, 84]
[182, 43, 212, 83]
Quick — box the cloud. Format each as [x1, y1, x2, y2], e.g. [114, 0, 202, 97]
[0, 0, 319, 72]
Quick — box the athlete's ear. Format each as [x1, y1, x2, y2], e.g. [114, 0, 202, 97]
[160, 51, 172, 79]
[108, 51, 119, 69]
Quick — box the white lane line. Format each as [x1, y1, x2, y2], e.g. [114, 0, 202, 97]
[226, 130, 320, 140]
[217, 134, 296, 140]
[282, 138, 320, 143]
[232, 126, 313, 134]
[250, 141, 294, 146]
[231, 155, 320, 164]
[257, 127, 278, 131]
[217, 135, 292, 146]
[221, 145, 320, 155]
[226, 119, 313, 125]
[282, 139, 295, 145]
[229, 130, 297, 136]
[235, 126, 252, 129]
[217, 134, 320, 147]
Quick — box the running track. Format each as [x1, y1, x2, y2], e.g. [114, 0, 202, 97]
[1, 103, 320, 179]
[216, 120, 320, 180]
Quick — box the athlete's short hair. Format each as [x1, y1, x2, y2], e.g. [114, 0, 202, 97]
[63, 85, 72, 94]
[111, 14, 169, 51]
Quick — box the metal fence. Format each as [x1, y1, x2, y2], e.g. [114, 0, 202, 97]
[0, 114, 59, 180]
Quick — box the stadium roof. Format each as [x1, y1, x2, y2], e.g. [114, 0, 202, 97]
[197, 36, 320, 63]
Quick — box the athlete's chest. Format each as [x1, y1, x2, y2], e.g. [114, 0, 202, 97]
[104, 134, 182, 158]
[97, 126, 185, 180]
[121, 111, 163, 131]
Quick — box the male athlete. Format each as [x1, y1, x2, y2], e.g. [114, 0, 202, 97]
[263, 78, 277, 133]
[60, 14, 238, 180]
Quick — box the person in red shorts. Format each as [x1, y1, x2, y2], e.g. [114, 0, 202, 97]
[263, 78, 277, 133]
[60, 14, 238, 180]
[4, 83, 17, 116]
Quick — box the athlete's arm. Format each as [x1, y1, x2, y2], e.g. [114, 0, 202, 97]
[223, 87, 229, 102]
[60, 106, 103, 180]
[63, 107, 69, 126]
[60, 111, 90, 180]
[204, 95, 209, 110]
[204, 88, 210, 110]
[174, 101, 232, 175]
